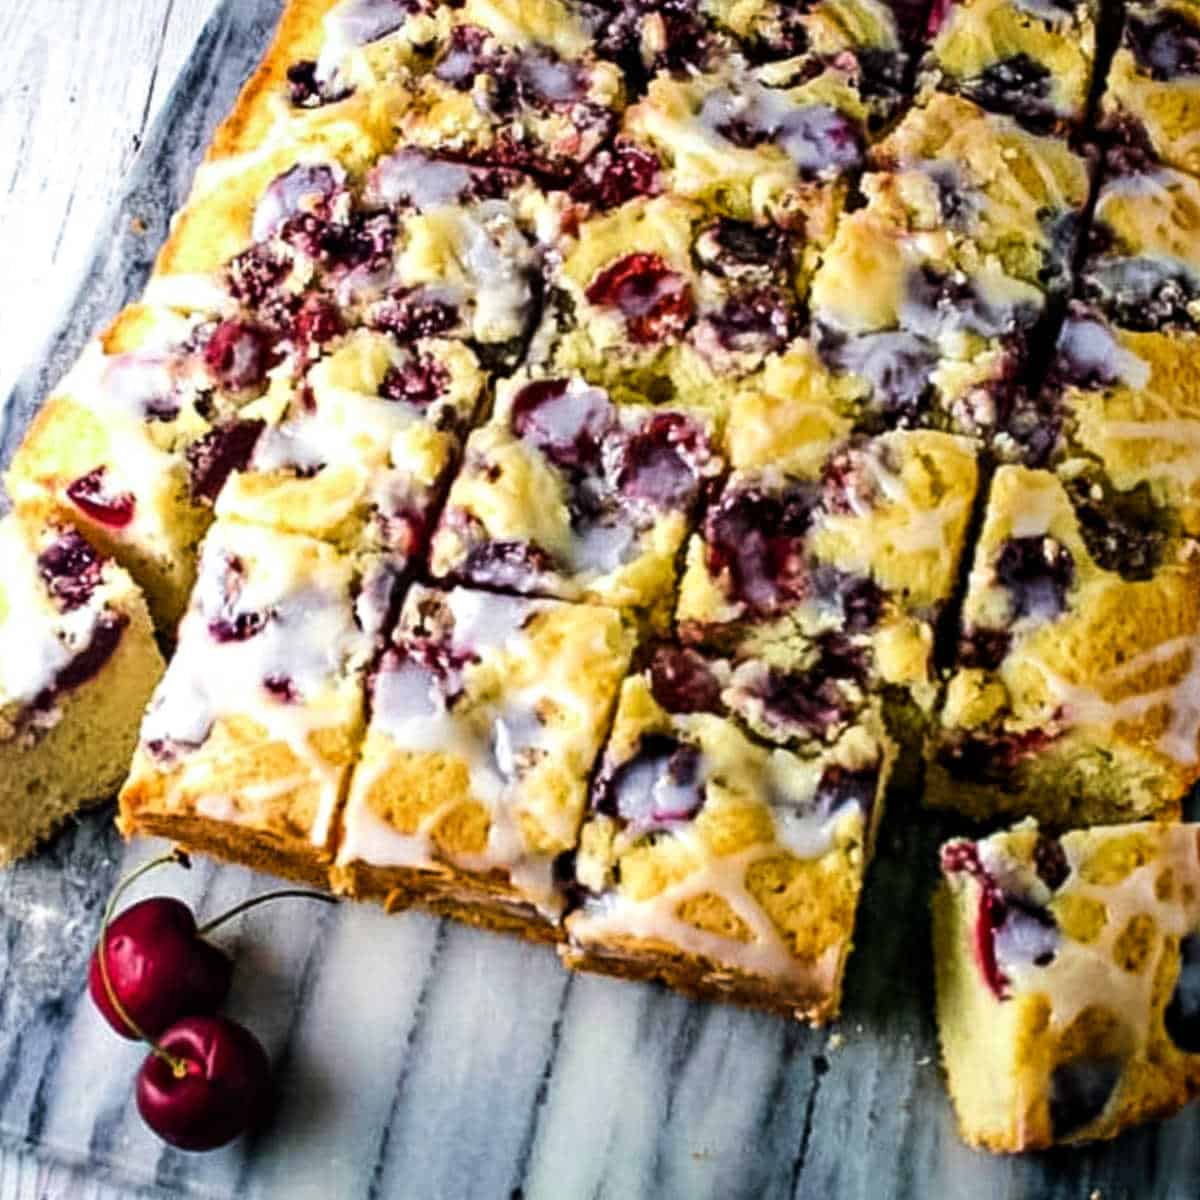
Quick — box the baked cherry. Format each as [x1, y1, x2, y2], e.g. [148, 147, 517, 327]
[136, 1015, 272, 1152]
[37, 529, 102, 611]
[585, 253, 694, 344]
[88, 897, 232, 1041]
[66, 468, 136, 529]
[186, 419, 265, 504]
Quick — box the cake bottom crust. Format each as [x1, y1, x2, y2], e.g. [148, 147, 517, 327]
[559, 932, 841, 1024]
[121, 812, 332, 891]
[332, 861, 562, 945]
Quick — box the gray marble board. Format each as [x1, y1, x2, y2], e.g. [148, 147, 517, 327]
[1, 3, 1197, 1196]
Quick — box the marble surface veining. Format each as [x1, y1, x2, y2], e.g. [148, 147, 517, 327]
[3, 2, 1200, 1196]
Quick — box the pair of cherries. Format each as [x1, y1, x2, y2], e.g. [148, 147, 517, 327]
[87, 851, 333, 1151]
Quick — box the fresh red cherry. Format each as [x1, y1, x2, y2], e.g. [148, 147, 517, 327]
[87, 897, 233, 1041]
[136, 1015, 273, 1151]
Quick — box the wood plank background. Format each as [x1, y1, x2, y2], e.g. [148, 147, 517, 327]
[0, 4, 220, 1193]
[0, 0, 220, 416]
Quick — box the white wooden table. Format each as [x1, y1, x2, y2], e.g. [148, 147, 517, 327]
[0, 4, 222, 1193]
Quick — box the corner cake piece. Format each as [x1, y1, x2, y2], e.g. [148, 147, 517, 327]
[214, 329, 486, 584]
[534, 194, 809, 414]
[1079, 155, 1200, 334]
[919, 0, 1098, 130]
[935, 820, 1200, 1151]
[5, 305, 266, 633]
[331, 584, 635, 941]
[1047, 305, 1200, 539]
[0, 517, 164, 864]
[928, 465, 1200, 826]
[1100, 0, 1200, 179]
[429, 372, 722, 625]
[677, 428, 980, 717]
[866, 92, 1092, 303]
[119, 519, 373, 888]
[562, 643, 894, 1021]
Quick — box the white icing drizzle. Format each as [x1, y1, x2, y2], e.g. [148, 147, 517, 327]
[397, 201, 536, 343]
[338, 586, 602, 916]
[138, 523, 368, 847]
[569, 837, 844, 1001]
[0, 522, 106, 710]
[1032, 634, 1200, 765]
[1004, 827, 1200, 1050]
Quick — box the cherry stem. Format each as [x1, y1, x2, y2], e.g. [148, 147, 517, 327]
[197, 889, 337, 937]
[97, 848, 194, 1077]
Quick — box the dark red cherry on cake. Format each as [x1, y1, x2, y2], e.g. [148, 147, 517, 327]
[136, 1015, 272, 1152]
[88, 897, 232, 1040]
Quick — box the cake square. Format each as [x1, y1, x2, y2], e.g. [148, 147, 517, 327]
[533, 193, 810, 415]
[620, 53, 873, 247]
[927, 465, 1200, 826]
[429, 372, 722, 624]
[808, 204, 1049, 455]
[562, 643, 895, 1021]
[935, 820, 1200, 1150]
[866, 93, 1093, 303]
[1079, 154, 1200, 334]
[394, 0, 627, 185]
[1099, 0, 1200, 179]
[919, 0, 1098, 130]
[119, 519, 373, 887]
[0, 517, 164, 864]
[331, 584, 635, 940]
[213, 329, 486, 599]
[677, 428, 981, 718]
[1046, 305, 1200, 540]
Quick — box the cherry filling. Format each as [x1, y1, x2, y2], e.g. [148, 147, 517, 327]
[595, 732, 705, 831]
[280, 207, 395, 274]
[1126, 10, 1200, 81]
[703, 481, 820, 615]
[53, 612, 129, 693]
[1165, 931, 1200, 1053]
[460, 536, 559, 591]
[372, 289, 461, 342]
[938, 721, 1060, 782]
[695, 219, 791, 277]
[286, 60, 352, 108]
[225, 245, 294, 316]
[67, 468, 136, 530]
[585, 253, 694, 344]
[731, 636, 868, 742]
[808, 565, 885, 633]
[961, 54, 1054, 124]
[186, 420, 265, 504]
[202, 320, 277, 391]
[702, 289, 795, 357]
[510, 379, 613, 468]
[262, 675, 300, 704]
[204, 555, 271, 644]
[568, 139, 662, 211]
[293, 296, 344, 353]
[379, 354, 451, 410]
[647, 645, 723, 714]
[940, 840, 1060, 1001]
[812, 764, 879, 820]
[37, 529, 102, 611]
[617, 412, 710, 509]
[995, 536, 1075, 621]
